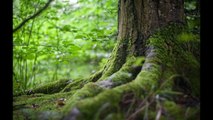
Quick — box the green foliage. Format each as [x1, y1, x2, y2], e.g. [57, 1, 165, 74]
[13, 0, 117, 93]
[184, 0, 197, 10]
[177, 32, 198, 42]
[13, 1, 200, 119]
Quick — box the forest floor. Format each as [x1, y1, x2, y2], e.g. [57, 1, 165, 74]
[13, 23, 200, 120]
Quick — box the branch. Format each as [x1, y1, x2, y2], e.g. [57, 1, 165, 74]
[13, 0, 54, 33]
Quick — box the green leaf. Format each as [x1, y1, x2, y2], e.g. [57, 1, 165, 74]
[62, 25, 71, 31]
[48, 26, 55, 29]
[26, 53, 35, 60]
[75, 34, 85, 39]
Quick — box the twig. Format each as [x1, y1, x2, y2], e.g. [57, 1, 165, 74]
[13, 0, 54, 33]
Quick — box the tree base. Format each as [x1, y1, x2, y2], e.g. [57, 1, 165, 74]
[13, 23, 200, 120]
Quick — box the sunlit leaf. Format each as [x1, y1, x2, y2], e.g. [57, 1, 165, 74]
[62, 25, 71, 31]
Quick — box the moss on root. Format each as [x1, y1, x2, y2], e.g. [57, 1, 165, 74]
[96, 56, 145, 88]
[14, 79, 71, 96]
[32, 79, 71, 94]
[62, 70, 103, 92]
[13, 23, 200, 120]
[62, 82, 104, 114]
[62, 23, 199, 119]
[60, 41, 162, 119]
[99, 38, 129, 79]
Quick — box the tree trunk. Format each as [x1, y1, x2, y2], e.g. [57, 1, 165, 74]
[99, 0, 184, 78]
[13, 0, 200, 120]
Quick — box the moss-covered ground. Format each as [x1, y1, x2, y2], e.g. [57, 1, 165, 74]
[13, 23, 200, 120]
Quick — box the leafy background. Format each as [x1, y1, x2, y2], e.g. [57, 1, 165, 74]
[13, 0, 117, 93]
[13, 0, 199, 94]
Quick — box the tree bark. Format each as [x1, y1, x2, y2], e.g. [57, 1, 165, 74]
[99, 0, 184, 79]
[13, 0, 200, 120]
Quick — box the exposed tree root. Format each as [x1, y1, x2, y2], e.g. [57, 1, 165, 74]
[13, 24, 200, 120]
[62, 46, 161, 120]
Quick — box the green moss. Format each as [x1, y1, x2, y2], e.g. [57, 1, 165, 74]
[62, 83, 137, 120]
[177, 32, 199, 42]
[147, 23, 200, 97]
[72, 89, 123, 119]
[13, 23, 200, 120]
[133, 62, 161, 93]
[88, 70, 103, 82]
[31, 79, 71, 94]
[13, 79, 71, 96]
[13, 91, 75, 119]
[66, 23, 197, 119]
[62, 70, 103, 92]
[61, 79, 85, 92]
[13, 109, 63, 120]
[163, 101, 185, 119]
[100, 38, 129, 79]
[162, 101, 200, 120]
[62, 82, 104, 114]
[97, 56, 144, 88]
[13, 75, 104, 119]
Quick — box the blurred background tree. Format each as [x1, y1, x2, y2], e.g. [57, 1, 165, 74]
[13, 0, 199, 94]
[13, 0, 118, 93]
